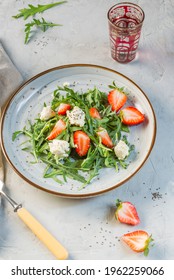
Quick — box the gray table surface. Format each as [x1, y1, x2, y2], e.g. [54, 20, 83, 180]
[0, 0, 173, 260]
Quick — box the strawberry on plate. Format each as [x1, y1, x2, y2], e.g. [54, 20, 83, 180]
[96, 127, 113, 148]
[122, 230, 153, 256]
[47, 119, 66, 140]
[120, 106, 145, 126]
[73, 130, 90, 156]
[89, 107, 101, 119]
[115, 199, 140, 225]
[108, 89, 127, 112]
[58, 103, 71, 115]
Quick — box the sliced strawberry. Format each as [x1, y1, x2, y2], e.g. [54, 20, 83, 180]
[47, 119, 66, 140]
[122, 230, 153, 256]
[57, 103, 71, 115]
[120, 106, 145, 126]
[108, 89, 127, 112]
[89, 107, 101, 119]
[96, 127, 113, 148]
[73, 130, 90, 156]
[115, 199, 140, 225]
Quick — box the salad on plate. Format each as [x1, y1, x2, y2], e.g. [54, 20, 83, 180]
[13, 82, 145, 189]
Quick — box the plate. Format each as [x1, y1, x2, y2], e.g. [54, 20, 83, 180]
[0, 64, 156, 198]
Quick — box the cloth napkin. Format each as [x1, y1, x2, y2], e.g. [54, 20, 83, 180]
[0, 42, 23, 109]
[0, 42, 23, 182]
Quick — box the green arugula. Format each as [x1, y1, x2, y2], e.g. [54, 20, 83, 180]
[24, 18, 61, 44]
[13, 1, 67, 44]
[13, 1, 67, 20]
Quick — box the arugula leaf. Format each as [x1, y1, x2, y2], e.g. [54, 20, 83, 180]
[12, 130, 23, 141]
[13, 1, 67, 20]
[24, 17, 61, 44]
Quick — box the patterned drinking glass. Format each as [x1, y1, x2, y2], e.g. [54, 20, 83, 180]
[107, 2, 145, 63]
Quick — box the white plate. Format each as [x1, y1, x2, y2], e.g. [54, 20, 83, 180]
[0, 64, 156, 198]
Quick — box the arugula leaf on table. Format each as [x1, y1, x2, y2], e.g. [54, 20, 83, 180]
[24, 17, 61, 44]
[13, 1, 67, 20]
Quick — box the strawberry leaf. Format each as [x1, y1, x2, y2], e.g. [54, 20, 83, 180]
[144, 247, 149, 256]
[109, 81, 125, 92]
[116, 199, 122, 208]
[144, 235, 154, 256]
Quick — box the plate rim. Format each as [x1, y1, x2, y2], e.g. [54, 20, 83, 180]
[0, 63, 157, 198]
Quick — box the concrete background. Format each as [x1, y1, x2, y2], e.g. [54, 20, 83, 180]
[0, 0, 174, 259]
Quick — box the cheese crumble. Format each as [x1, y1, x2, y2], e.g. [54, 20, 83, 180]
[40, 106, 55, 121]
[114, 140, 129, 160]
[49, 140, 70, 158]
[67, 106, 85, 127]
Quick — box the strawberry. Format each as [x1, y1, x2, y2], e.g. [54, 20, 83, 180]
[108, 89, 127, 112]
[97, 127, 113, 148]
[47, 119, 66, 140]
[57, 103, 71, 115]
[89, 107, 101, 119]
[73, 130, 90, 156]
[122, 230, 153, 256]
[115, 199, 140, 225]
[120, 107, 145, 126]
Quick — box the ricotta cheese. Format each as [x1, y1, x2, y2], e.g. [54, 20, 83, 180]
[67, 106, 85, 127]
[40, 106, 55, 121]
[114, 140, 129, 160]
[49, 139, 70, 158]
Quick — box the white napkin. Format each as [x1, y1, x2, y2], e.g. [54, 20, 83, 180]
[0, 42, 23, 109]
[0, 42, 23, 182]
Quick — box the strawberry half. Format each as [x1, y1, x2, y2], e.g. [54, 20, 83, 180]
[120, 106, 145, 126]
[47, 119, 66, 140]
[89, 107, 101, 119]
[58, 103, 71, 115]
[97, 127, 113, 148]
[115, 199, 140, 225]
[108, 89, 127, 112]
[122, 230, 153, 256]
[73, 130, 90, 156]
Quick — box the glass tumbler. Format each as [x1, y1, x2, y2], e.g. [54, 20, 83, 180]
[107, 2, 145, 63]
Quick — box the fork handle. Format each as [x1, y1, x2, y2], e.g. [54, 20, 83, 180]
[17, 207, 68, 260]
